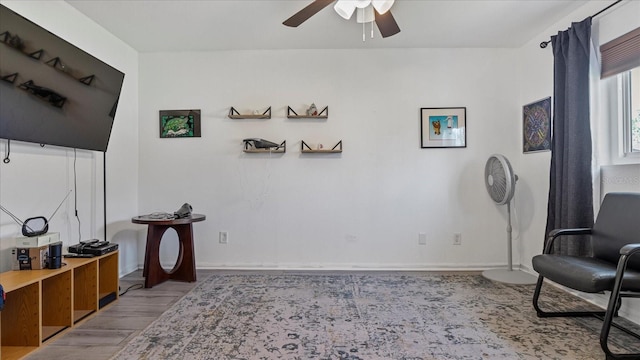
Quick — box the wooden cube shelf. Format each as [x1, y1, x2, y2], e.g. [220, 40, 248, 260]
[0, 251, 118, 360]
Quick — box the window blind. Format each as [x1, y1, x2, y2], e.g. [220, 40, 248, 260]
[600, 26, 640, 78]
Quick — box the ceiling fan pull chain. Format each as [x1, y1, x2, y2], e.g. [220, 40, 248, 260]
[371, 19, 374, 39]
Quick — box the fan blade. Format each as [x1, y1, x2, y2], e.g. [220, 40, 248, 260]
[283, 0, 335, 27]
[374, 9, 400, 38]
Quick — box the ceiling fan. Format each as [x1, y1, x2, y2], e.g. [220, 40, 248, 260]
[283, 0, 401, 38]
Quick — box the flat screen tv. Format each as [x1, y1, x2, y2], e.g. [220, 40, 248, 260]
[0, 4, 125, 152]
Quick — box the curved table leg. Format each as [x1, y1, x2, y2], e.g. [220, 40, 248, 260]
[143, 223, 196, 288]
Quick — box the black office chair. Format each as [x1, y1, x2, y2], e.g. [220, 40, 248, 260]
[532, 192, 640, 359]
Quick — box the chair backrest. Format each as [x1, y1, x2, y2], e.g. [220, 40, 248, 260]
[592, 192, 640, 269]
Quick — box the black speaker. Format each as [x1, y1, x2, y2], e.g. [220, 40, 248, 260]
[47, 242, 62, 269]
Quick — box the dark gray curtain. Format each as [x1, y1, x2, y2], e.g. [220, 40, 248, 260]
[545, 17, 594, 256]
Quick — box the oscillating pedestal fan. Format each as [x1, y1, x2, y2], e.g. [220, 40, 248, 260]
[482, 154, 537, 285]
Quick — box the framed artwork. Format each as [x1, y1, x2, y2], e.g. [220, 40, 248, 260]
[420, 107, 467, 148]
[159, 109, 201, 138]
[523, 97, 551, 153]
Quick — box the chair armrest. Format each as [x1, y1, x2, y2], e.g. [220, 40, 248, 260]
[611, 243, 640, 297]
[544, 228, 592, 254]
[621, 244, 640, 256]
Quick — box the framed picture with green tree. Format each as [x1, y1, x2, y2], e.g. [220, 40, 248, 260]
[159, 109, 201, 138]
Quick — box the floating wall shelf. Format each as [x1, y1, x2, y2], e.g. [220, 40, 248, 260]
[287, 106, 328, 119]
[228, 106, 271, 119]
[0, 31, 43, 60]
[45, 57, 95, 86]
[301, 140, 342, 153]
[243, 140, 286, 153]
[18, 80, 66, 108]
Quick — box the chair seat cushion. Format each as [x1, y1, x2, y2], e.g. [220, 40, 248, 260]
[533, 254, 640, 293]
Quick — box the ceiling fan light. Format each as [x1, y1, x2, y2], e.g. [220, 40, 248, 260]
[334, 0, 356, 20]
[372, 0, 394, 14]
[356, 6, 375, 23]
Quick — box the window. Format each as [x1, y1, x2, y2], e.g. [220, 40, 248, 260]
[621, 67, 640, 155]
[631, 67, 640, 153]
[601, 25, 640, 158]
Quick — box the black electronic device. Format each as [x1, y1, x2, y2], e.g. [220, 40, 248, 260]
[47, 242, 62, 269]
[21, 216, 48, 237]
[64, 253, 94, 258]
[242, 138, 281, 149]
[174, 203, 192, 219]
[68, 241, 118, 256]
[0, 284, 4, 311]
[1, 190, 71, 237]
[16, 247, 31, 270]
[0, 4, 125, 152]
[99, 291, 117, 309]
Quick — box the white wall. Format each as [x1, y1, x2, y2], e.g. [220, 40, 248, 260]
[0, 1, 139, 276]
[517, 0, 640, 320]
[2, 0, 634, 287]
[138, 48, 523, 270]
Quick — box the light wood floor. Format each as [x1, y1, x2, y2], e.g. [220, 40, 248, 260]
[24, 269, 215, 360]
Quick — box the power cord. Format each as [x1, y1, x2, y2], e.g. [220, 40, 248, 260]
[119, 283, 143, 296]
[73, 148, 82, 242]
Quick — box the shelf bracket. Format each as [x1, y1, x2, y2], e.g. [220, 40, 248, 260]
[287, 106, 299, 117]
[78, 75, 95, 86]
[28, 49, 44, 60]
[1, 72, 18, 84]
[229, 106, 241, 116]
[45, 56, 64, 69]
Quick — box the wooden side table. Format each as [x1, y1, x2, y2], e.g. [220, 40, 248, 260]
[132, 214, 206, 288]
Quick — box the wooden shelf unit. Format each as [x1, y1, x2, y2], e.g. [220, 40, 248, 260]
[1, 31, 94, 87]
[0, 31, 43, 61]
[45, 57, 95, 86]
[228, 106, 271, 119]
[0, 251, 118, 360]
[243, 140, 286, 153]
[287, 105, 328, 119]
[301, 140, 342, 153]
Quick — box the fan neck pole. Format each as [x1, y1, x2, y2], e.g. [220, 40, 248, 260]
[507, 201, 513, 271]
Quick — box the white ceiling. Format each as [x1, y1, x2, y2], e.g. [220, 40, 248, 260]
[65, 0, 594, 52]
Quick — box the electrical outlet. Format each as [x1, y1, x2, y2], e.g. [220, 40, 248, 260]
[418, 233, 427, 245]
[453, 233, 462, 245]
[219, 231, 228, 244]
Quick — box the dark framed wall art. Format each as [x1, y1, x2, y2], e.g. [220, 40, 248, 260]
[420, 107, 467, 148]
[159, 109, 201, 138]
[522, 97, 551, 153]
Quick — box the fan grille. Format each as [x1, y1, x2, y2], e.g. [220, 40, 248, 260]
[485, 154, 515, 205]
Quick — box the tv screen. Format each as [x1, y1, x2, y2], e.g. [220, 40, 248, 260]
[0, 4, 125, 152]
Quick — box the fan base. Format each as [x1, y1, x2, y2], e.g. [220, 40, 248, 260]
[482, 269, 537, 285]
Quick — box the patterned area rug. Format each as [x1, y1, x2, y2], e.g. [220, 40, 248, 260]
[113, 273, 640, 359]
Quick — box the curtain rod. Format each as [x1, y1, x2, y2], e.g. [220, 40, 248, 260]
[539, 0, 623, 48]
